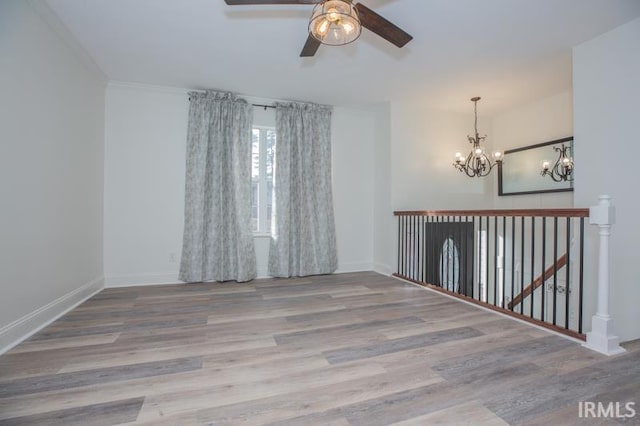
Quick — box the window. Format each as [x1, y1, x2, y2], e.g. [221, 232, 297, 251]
[251, 127, 276, 234]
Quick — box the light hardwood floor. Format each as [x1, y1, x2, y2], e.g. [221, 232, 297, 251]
[0, 272, 638, 425]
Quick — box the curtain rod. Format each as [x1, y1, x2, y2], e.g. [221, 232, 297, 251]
[186, 96, 275, 110]
[253, 104, 275, 110]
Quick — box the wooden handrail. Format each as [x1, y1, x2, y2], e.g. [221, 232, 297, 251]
[507, 253, 568, 310]
[394, 208, 589, 218]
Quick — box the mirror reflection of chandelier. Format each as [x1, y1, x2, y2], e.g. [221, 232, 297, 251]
[454, 97, 502, 178]
[309, 0, 362, 46]
[541, 144, 574, 182]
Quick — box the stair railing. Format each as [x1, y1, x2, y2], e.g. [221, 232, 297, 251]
[394, 208, 588, 339]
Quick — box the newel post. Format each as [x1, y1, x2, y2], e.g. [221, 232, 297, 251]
[583, 195, 625, 355]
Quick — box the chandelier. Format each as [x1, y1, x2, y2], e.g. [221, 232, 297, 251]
[541, 143, 574, 182]
[309, 0, 362, 46]
[454, 97, 502, 177]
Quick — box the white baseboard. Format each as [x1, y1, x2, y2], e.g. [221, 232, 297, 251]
[373, 262, 392, 276]
[107, 271, 273, 286]
[336, 262, 374, 274]
[0, 276, 104, 355]
[105, 273, 182, 288]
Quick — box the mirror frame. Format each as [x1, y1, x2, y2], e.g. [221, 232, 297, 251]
[498, 136, 574, 196]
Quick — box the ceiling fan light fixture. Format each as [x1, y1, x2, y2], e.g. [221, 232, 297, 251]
[309, 0, 361, 46]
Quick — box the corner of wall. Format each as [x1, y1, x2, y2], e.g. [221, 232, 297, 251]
[27, 0, 108, 84]
[373, 263, 392, 276]
[0, 276, 105, 355]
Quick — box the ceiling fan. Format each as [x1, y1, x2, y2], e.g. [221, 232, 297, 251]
[223, 0, 413, 57]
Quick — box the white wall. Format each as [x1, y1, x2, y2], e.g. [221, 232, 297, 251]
[110, 84, 578, 285]
[390, 99, 494, 211]
[371, 98, 496, 274]
[372, 103, 393, 275]
[573, 17, 640, 342]
[373, 91, 576, 279]
[248, 102, 377, 275]
[103, 84, 188, 285]
[103, 84, 375, 285]
[0, 1, 106, 351]
[492, 91, 574, 209]
[332, 106, 375, 273]
[385, 91, 575, 213]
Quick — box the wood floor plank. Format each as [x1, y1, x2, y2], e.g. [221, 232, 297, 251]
[389, 401, 509, 426]
[260, 283, 373, 299]
[207, 299, 349, 324]
[5, 333, 121, 355]
[529, 343, 609, 374]
[0, 356, 202, 398]
[0, 397, 145, 426]
[363, 329, 540, 374]
[484, 349, 640, 424]
[194, 365, 443, 425]
[50, 312, 208, 341]
[380, 311, 497, 339]
[273, 316, 425, 345]
[431, 334, 573, 379]
[26, 324, 125, 341]
[522, 379, 640, 425]
[134, 361, 389, 422]
[46, 319, 124, 330]
[0, 355, 330, 419]
[58, 337, 276, 373]
[283, 298, 453, 327]
[281, 361, 548, 426]
[324, 326, 484, 364]
[0, 354, 68, 381]
[1, 272, 638, 425]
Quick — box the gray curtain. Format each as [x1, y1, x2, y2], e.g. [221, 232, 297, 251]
[268, 101, 338, 277]
[179, 91, 256, 283]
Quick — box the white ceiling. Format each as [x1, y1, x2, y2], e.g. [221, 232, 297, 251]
[46, 0, 640, 113]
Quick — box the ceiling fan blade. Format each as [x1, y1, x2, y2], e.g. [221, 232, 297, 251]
[224, 0, 321, 5]
[300, 34, 321, 57]
[354, 3, 413, 48]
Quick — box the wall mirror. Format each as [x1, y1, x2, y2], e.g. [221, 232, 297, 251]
[498, 137, 574, 196]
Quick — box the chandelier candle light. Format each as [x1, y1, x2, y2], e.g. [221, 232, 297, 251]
[310, 0, 362, 46]
[454, 97, 502, 177]
[541, 143, 574, 182]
